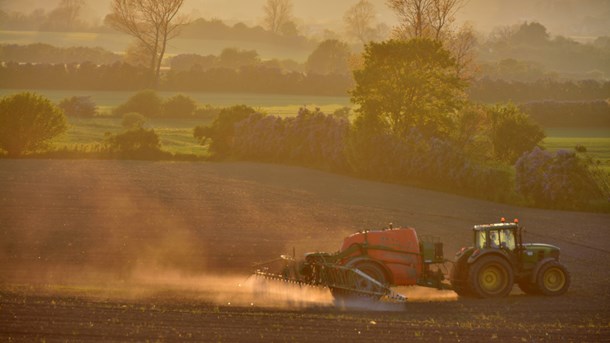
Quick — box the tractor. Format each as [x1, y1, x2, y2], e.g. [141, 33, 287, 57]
[451, 218, 571, 298]
[254, 219, 570, 301]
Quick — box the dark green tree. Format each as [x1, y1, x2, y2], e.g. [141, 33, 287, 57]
[0, 92, 67, 157]
[487, 103, 545, 163]
[351, 38, 466, 138]
[193, 105, 258, 157]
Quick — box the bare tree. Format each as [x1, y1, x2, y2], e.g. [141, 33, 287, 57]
[263, 0, 293, 34]
[106, 0, 188, 87]
[44, 0, 86, 31]
[446, 23, 477, 79]
[344, 0, 377, 45]
[387, 0, 432, 39]
[428, 0, 464, 40]
[386, 0, 472, 77]
[386, 0, 465, 40]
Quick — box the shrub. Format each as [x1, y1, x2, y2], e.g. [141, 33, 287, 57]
[162, 94, 197, 118]
[121, 112, 147, 130]
[487, 103, 545, 163]
[58, 96, 97, 117]
[347, 122, 513, 199]
[232, 107, 350, 170]
[0, 92, 67, 157]
[106, 128, 164, 159]
[113, 89, 162, 118]
[515, 147, 608, 209]
[193, 105, 257, 157]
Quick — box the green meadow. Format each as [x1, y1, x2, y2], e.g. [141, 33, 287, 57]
[1, 89, 607, 164]
[0, 89, 351, 117]
[543, 128, 610, 171]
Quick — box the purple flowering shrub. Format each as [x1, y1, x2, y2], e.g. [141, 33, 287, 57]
[515, 147, 608, 208]
[232, 107, 350, 170]
[347, 126, 513, 198]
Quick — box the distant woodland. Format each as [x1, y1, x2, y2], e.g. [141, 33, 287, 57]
[1, 6, 610, 116]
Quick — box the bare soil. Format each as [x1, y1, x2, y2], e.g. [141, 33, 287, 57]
[1, 160, 609, 342]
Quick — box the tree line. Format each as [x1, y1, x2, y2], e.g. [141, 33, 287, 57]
[2, 60, 608, 106]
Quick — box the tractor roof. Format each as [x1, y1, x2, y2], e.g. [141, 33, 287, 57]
[473, 222, 519, 231]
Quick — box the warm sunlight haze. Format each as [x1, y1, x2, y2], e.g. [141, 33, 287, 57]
[1, 0, 609, 341]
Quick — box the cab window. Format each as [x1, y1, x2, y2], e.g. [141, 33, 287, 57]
[500, 229, 516, 250]
[475, 231, 486, 249]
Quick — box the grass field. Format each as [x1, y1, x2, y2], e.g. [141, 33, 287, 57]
[52, 116, 610, 162]
[543, 128, 610, 171]
[1, 88, 608, 162]
[0, 88, 351, 117]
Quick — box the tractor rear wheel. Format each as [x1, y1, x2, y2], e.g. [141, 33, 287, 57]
[535, 261, 570, 296]
[468, 255, 514, 298]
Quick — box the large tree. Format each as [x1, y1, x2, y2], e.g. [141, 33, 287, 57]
[351, 39, 466, 138]
[106, 0, 188, 87]
[0, 92, 67, 157]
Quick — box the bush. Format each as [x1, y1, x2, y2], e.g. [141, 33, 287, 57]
[0, 92, 67, 157]
[162, 94, 197, 118]
[121, 112, 147, 130]
[515, 147, 608, 209]
[346, 122, 513, 199]
[488, 103, 545, 163]
[106, 128, 165, 159]
[58, 96, 97, 117]
[232, 107, 350, 170]
[193, 105, 257, 157]
[113, 89, 162, 118]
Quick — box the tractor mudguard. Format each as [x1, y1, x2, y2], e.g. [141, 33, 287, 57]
[467, 249, 511, 266]
[529, 257, 557, 283]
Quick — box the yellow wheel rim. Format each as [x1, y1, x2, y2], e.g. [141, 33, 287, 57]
[543, 267, 566, 292]
[479, 264, 507, 293]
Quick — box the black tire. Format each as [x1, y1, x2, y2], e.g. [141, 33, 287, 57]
[517, 279, 540, 295]
[468, 255, 514, 298]
[450, 259, 472, 297]
[535, 261, 570, 296]
[331, 261, 387, 301]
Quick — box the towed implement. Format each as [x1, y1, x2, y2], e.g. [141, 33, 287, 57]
[254, 219, 570, 302]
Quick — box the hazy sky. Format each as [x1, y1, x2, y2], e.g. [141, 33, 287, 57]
[2, 0, 609, 37]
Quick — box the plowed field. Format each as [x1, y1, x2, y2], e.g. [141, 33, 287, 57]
[1, 160, 609, 342]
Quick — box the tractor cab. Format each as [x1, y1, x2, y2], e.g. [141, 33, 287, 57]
[473, 220, 521, 252]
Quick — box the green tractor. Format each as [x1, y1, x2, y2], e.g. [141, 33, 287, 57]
[450, 219, 571, 298]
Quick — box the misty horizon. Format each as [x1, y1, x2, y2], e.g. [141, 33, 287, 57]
[2, 0, 609, 38]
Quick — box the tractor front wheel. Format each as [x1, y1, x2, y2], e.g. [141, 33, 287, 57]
[535, 261, 570, 296]
[468, 255, 514, 298]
